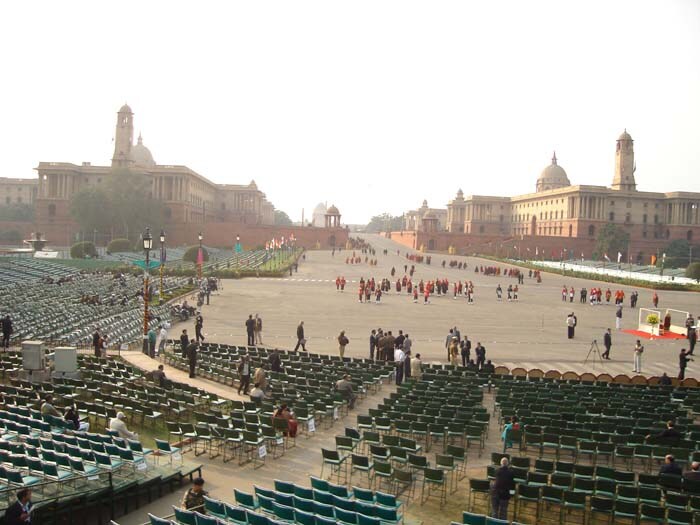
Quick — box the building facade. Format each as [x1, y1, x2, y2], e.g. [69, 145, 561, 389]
[396, 131, 700, 260]
[0, 178, 37, 206]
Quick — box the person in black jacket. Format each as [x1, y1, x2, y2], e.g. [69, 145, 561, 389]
[491, 457, 515, 520]
[180, 329, 189, 358]
[245, 315, 255, 346]
[293, 321, 306, 352]
[92, 328, 101, 357]
[5, 488, 33, 524]
[369, 330, 377, 361]
[195, 313, 204, 342]
[659, 455, 682, 477]
[602, 328, 612, 360]
[460, 337, 472, 367]
[186, 339, 198, 378]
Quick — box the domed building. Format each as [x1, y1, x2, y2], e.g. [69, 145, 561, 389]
[130, 134, 156, 168]
[536, 152, 570, 192]
[311, 203, 327, 227]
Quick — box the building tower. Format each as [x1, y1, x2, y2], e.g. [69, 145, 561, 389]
[612, 129, 636, 191]
[112, 104, 134, 168]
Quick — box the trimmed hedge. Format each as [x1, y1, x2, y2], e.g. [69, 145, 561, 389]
[687, 262, 700, 281]
[107, 238, 132, 253]
[183, 245, 209, 264]
[70, 241, 97, 259]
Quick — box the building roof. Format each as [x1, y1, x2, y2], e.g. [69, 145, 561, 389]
[327, 204, 340, 215]
[119, 104, 132, 113]
[537, 152, 570, 188]
[618, 129, 632, 141]
[130, 134, 156, 168]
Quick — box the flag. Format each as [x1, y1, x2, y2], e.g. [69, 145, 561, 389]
[617, 252, 622, 263]
[604, 253, 610, 262]
[651, 254, 657, 265]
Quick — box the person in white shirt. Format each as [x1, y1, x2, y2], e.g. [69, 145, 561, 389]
[109, 412, 138, 440]
[394, 347, 406, 385]
[158, 322, 170, 354]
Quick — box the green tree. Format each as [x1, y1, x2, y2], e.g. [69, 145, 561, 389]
[593, 223, 630, 261]
[686, 262, 700, 281]
[106, 238, 133, 253]
[70, 241, 97, 259]
[662, 239, 700, 268]
[0, 203, 34, 221]
[70, 187, 113, 234]
[365, 213, 404, 232]
[183, 245, 209, 263]
[274, 210, 293, 226]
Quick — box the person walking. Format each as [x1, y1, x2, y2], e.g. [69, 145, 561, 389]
[158, 322, 170, 354]
[448, 337, 460, 366]
[690, 326, 697, 356]
[195, 313, 205, 342]
[237, 355, 251, 395]
[461, 336, 472, 367]
[602, 328, 612, 360]
[394, 345, 406, 385]
[186, 339, 198, 378]
[679, 349, 693, 380]
[337, 331, 349, 359]
[245, 315, 255, 346]
[445, 329, 455, 360]
[491, 457, 515, 520]
[369, 329, 377, 361]
[633, 340, 644, 374]
[293, 321, 306, 352]
[147, 326, 157, 358]
[475, 342, 486, 369]
[615, 306, 623, 330]
[254, 314, 263, 345]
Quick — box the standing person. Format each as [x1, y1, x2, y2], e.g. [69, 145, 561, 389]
[569, 287, 575, 303]
[254, 364, 268, 392]
[679, 349, 693, 380]
[491, 457, 515, 520]
[158, 322, 170, 354]
[195, 313, 204, 342]
[293, 322, 306, 352]
[180, 329, 189, 358]
[411, 353, 423, 380]
[394, 330, 405, 350]
[448, 337, 459, 366]
[602, 328, 612, 360]
[402, 333, 412, 358]
[403, 349, 412, 379]
[445, 329, 455, 360]
[686, 314, 696, 341]
[369, 329, 377, 361]
[147, 326, 157, 358]
[5, 488, 33, 525]
[269, 349, 282, 373]
[338, 331, 349, 359]
[615, 306, 623, 330]
[245, 315, 255, 346]
[475, 342, 486, 369]
[237, 355, 251, 395]
[689, 326, 697, 356]
[566, 313, 576, 339]
[652, 291, 659, 308]
[461, 336, 472, 367]
[254, 314, 263, 346]
[394, 345, 406, 385]
[152, 365, 167, 387]
[633, 340, 644, 374]
[92, 327, 101, 357]
[186, 339, 198, 378]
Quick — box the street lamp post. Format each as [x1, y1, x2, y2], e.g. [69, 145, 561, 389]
[142, 228, 153, 354]
[198, 232, 203, 280]
[159, 230, 166, 302]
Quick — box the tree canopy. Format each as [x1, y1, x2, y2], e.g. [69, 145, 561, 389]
[274, 210, 293, 226]
[365, 213, 404, 232]
[593, 223, 630, 261]
[70, 168, 163, 243]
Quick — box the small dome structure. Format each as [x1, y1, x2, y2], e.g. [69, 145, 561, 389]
[249, 180, 258, 190]
[618, 129, 633, 141]
[536, 152, 570, 192]
[119, 103, 132, 113]
[421, 199, 428, 208]
[327, 205, 340, 215]
[130, 134, 156, 168]
[423, 210, 437, 220]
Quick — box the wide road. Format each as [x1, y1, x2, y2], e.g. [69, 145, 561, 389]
[178, 234, 699, 378]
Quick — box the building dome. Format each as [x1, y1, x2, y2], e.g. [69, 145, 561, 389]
[249, 180, 258, 190]
[618, 129, 632, 141]
[327, 205, 340, 215]
[130, 134, 156, 168]
[421, 199, 428, 208]
[536, 152, 570, 192]
[119, 103, 132, 113]
[311, 203, 327, 227]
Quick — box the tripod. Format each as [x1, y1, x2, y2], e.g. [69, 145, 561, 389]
[584, 339, 603, 366]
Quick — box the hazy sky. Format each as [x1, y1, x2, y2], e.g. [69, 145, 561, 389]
[2, 1, 699, 224]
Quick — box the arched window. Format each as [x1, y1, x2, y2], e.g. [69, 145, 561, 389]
[588, 225, 595, 237]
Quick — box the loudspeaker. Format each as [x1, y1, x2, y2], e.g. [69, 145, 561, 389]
[21, 340, 45, 371]
[54, 347, 77, 374]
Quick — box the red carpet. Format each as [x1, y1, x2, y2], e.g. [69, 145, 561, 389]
[622, 329, 687, 340]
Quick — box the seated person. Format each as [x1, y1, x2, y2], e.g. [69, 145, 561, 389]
[481, 360, 496, 374]
[336, 374, 356, 409]
[466, 359, 479, 372]
[683, 461, 700, 481]
[64, 404, 89, 432]
[109, 412, 138, 440]
[152, 364, 167, 387]
[647, 420, 682, 444]
[250, 383, 266, 403]
[659, 454, 682, 477]
[41, 395, 60, 418]
[273, 404, 298, 438]
[501, 416, 520, 449]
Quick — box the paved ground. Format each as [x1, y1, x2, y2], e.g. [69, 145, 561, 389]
[175, 234, 699, 379]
